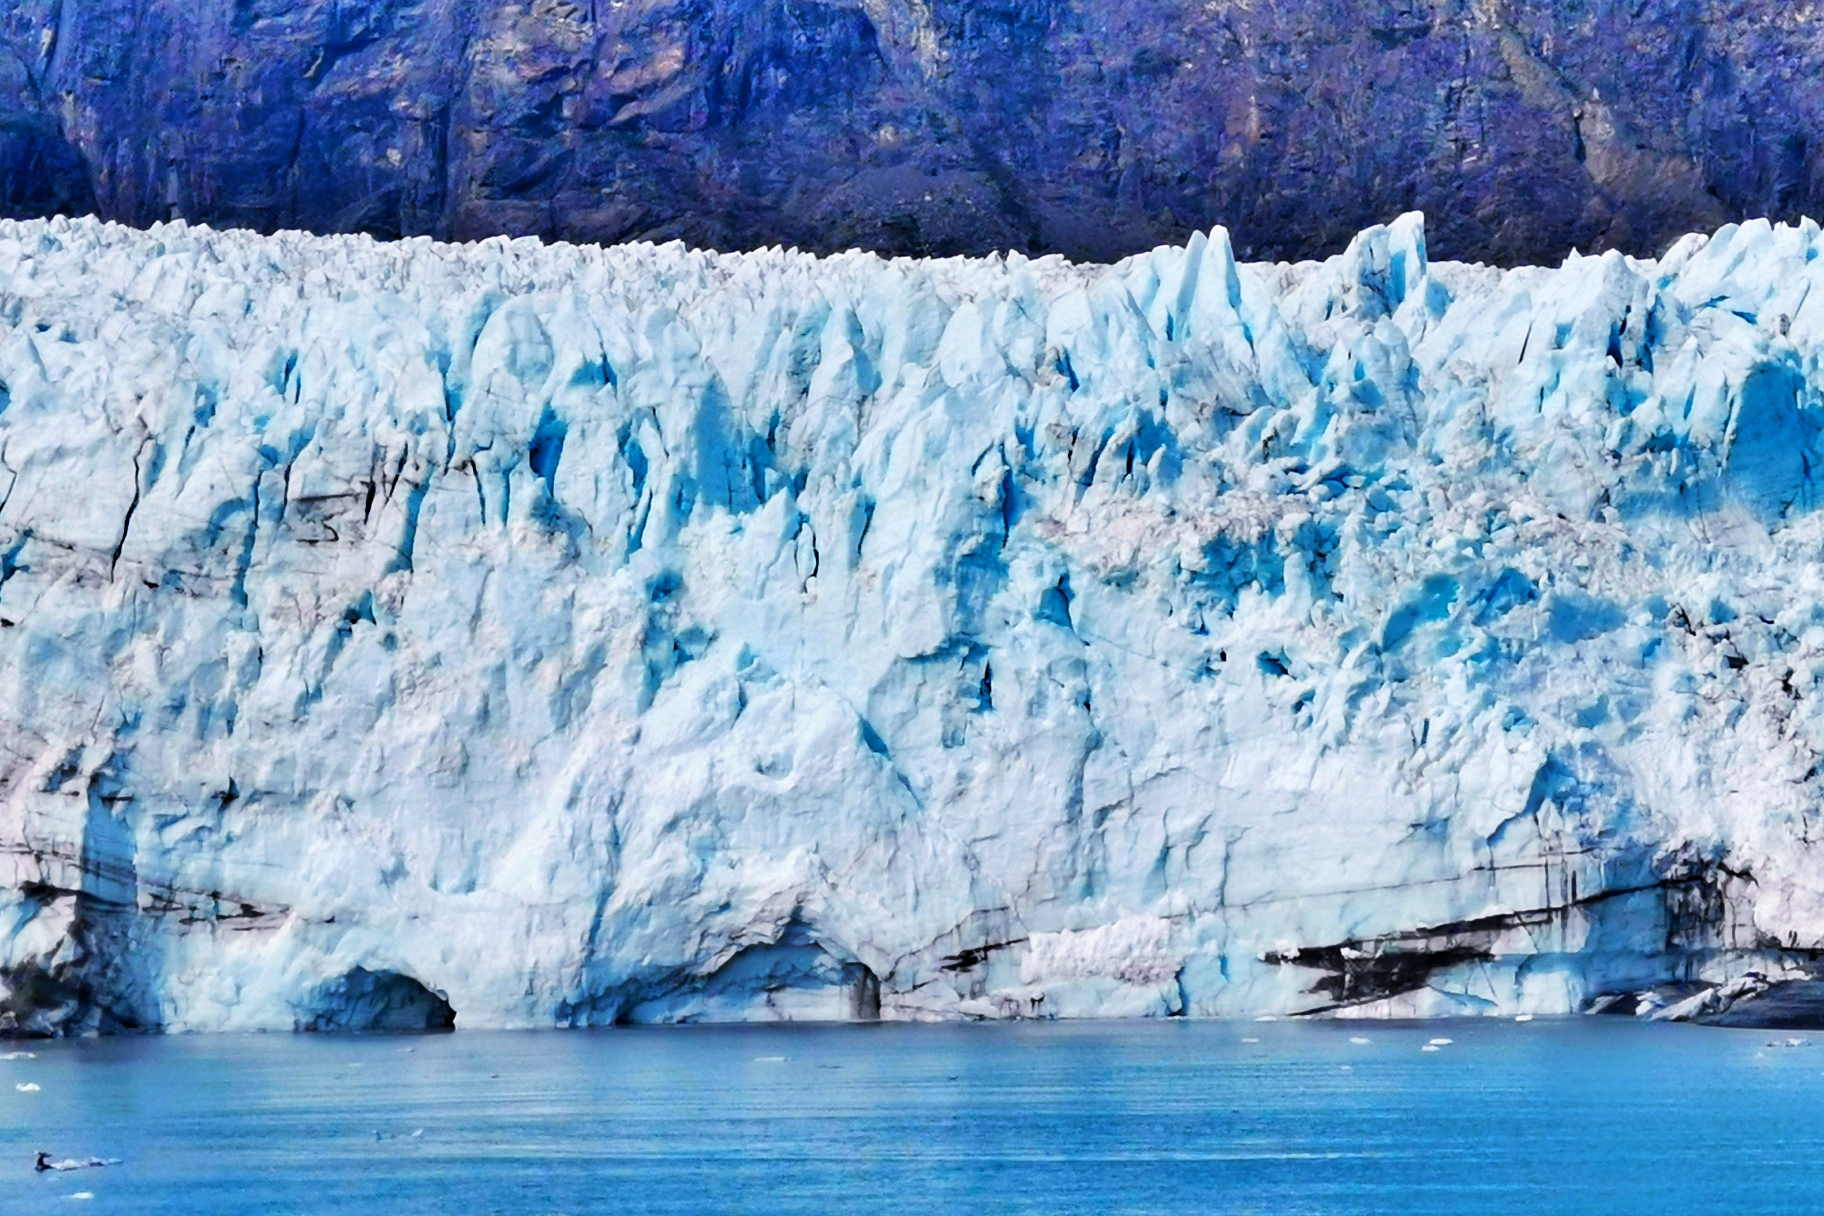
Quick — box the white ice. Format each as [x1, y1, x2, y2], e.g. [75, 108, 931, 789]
[0, 211, 1822, 1030]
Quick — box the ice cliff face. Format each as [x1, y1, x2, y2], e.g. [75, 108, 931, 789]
[3, 211, 1824, 1033]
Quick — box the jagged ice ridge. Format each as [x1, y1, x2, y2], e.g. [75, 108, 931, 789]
[1, 209, 1822, 1033]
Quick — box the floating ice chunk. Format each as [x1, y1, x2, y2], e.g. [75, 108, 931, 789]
[1, 1052, 37, 1060]
[1514, 1015, 1534, 1023]
[1241, 1037, 1261, 1044]
[1428, 1038, 1453, 1046]
[1349, 1037, 1371, 1045]
[752, 1056, 786, 1063]
[1421, 1045, 1441, 1053]
[16, 1082, 40, 1092]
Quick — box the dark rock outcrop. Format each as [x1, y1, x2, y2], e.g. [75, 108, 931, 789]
[1702, 980, 1824, 1029]
[1591, 975, 1824, 1029]
[0, 1, 1817, 265]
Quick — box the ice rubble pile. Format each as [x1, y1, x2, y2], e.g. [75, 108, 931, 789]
[1, 210, 1822, 1032]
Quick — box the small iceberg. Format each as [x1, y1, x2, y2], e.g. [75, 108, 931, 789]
[36, 1155, 121, 1173]
[1428, 1038, 1453, 1046]
[1349, 1037, 1371, 1045]
[16, 1082, 40, 1092]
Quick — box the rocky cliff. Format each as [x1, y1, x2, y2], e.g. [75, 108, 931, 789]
[0, 1, 1819, 266]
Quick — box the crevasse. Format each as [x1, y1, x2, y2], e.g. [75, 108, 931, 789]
[0, 211, 1821, 1033]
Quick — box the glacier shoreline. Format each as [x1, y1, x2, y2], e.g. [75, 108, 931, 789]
[1, 211, 1823, 1032]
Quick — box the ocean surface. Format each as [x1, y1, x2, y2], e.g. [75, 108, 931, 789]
[0, 1018, 1818, 1214]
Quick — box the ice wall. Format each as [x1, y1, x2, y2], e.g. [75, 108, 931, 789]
[1, 211, 1823, 1032]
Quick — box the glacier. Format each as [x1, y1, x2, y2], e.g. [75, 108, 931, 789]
[2, 210, 1824, 1033]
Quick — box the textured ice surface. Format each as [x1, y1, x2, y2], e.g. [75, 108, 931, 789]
[1, 211, 1823, 1031]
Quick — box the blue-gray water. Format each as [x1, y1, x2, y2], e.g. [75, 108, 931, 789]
[0, 1018, 1817, 1214]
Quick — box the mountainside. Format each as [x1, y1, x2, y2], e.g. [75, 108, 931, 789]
[2, 1, 1822, 266]
[2, 212, 1824, 1031]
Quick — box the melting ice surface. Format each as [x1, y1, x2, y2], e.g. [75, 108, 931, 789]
[4, 1021, 1824, 1215]
[6, 210, 1824, 1029]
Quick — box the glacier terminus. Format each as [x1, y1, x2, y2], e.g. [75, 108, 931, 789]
[2, 211, 1824, 1033]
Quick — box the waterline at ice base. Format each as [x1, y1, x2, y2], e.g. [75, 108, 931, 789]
[5, 211, 1824, 1034]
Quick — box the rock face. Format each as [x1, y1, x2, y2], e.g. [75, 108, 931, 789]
[2, 1, 1822, 266]
[4, 209, 1824, 1032]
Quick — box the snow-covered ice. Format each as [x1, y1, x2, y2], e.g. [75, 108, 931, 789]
[1, 210, 1824, 1031]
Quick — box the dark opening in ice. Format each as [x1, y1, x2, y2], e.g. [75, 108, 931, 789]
[297, 967, 455, 1033]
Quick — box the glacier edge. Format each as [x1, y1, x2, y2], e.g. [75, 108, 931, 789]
[0, 211, 1822, 1030]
